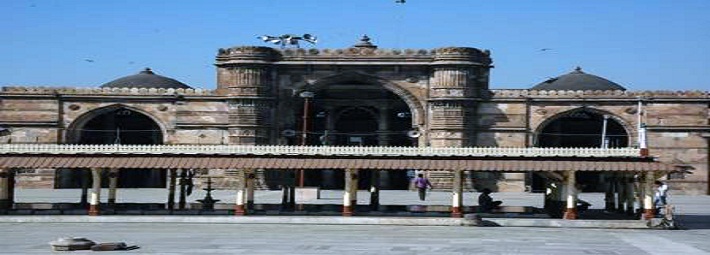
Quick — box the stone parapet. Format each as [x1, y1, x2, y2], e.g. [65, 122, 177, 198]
[216, 46, 280, 64]
[490, 89, 709, 99]
[217, 46, 491, 65]
[1, 87, 216, 96]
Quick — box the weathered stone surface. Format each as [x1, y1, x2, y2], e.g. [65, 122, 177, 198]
[0, 43, 707, 194]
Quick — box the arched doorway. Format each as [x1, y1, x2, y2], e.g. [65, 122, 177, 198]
[299, 80, 416, 190]
[57, 107, 166, 188]
[532, 108, 630, 191]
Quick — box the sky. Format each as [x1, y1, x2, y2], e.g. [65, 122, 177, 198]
[1, 0, 709, 91]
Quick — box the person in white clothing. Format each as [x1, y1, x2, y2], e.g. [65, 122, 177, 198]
[654, 181, 669, 212]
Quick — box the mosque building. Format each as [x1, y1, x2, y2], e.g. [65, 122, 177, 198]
[1, 36, 708, 195]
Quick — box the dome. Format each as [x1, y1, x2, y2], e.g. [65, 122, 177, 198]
[531, 67, 625, 91]
[100, 68, 192, 89]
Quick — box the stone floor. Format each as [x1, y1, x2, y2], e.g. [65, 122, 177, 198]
[2, 221, 710, 254]
[2, 189, 710, 254]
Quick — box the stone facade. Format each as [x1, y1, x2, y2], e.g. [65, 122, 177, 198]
[1, 40, 708, 194]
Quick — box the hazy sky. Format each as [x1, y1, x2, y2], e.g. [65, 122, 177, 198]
[1, 0, 708, 91]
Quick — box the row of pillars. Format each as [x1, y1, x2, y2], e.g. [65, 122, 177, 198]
[86, 168, 259, 216]
[560, 171, 656, 220]
[0, 168, 657, 219]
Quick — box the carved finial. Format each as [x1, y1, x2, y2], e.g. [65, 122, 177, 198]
[574, 66, 583, 72]
[140, 68, 154, 75]
[354, 35, 377, 49]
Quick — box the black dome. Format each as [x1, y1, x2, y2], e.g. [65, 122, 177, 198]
[531, 67, 625, 91]
[100, 68, 192, 89]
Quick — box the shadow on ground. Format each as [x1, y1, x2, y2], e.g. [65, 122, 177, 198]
[675, 215, 710, 229]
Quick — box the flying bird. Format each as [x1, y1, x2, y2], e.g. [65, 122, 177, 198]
[539, 48, 552, 52]
[84, 59, 95, 63]
[258, 34, 317, 48]
[395, 0, 406, 3]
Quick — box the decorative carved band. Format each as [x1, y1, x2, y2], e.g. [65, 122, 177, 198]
[0, 144, 643, 158]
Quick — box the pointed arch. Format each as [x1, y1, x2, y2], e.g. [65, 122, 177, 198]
[534, 107, 632, 148]
[65, 104, 168, 144]
[308, 71, 425, 127]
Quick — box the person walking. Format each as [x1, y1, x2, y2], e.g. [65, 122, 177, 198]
[654, 181, 669, 214]
[413, 173, 433, 201]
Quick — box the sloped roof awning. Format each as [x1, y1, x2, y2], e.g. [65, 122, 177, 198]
[0, 155, 678, 172]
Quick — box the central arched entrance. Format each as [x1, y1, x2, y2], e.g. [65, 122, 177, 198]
[299, 79, 417, 190]
[532, 108, 630, 191]
[57, 106, 166, 188]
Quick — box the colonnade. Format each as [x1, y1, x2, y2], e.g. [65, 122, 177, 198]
[0, 168, 657, 220]
[605, 173, 638, 215]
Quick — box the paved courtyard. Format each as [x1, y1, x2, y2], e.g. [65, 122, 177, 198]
[2, 189, 710, 254]
[2, 222, 710, 254]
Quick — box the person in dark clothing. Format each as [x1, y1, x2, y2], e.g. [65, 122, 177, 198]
[478, 188, 502, 212]
[413, 174, 433, 201]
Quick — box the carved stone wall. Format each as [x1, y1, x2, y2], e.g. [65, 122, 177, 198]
[0, 44, 707, 194]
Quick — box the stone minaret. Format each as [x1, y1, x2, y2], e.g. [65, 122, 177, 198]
[215, 46, 279, 145]
[427, 47, 492, 147]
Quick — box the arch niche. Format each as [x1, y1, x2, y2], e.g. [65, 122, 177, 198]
[531, 107, 631, 192]
[57, 105, 167, 188]
[296, 72, 423, 190]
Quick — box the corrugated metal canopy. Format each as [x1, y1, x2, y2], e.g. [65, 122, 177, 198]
[0, 155, 677, 172]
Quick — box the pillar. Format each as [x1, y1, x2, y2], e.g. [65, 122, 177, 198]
[636, 173, 644, 216]
[562, 171, 577, 220]
[88, 168, 103, 216]
[107, 169, 118, 205]
[604, 174, 615, 211]
[642, 172, 655, 220]
[167, 169, 177, 210]
[625, 175, 636, 215]
[289, 170, 296, 208]
[451, 170, 463, 218]
[80, 169, 89, 205]
[235, 169, 247, 215]
[0, 169, 10, 209]
[351, 171, 358, 208]
[616, 177, 625, 212]
[246, 170, 255, 209]
[7, 169, 14, 205]
[178, 169, 187, 210]
[343, 169, 356, 216]
[369, 170, 380, 209]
